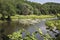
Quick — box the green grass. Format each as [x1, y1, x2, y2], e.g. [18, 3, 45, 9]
[0, 15, 55, 22]
[11, 15, 55, 21]
[46, 20, 60, 30]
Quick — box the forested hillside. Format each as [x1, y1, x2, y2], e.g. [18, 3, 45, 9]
[0, 0, 60, 16]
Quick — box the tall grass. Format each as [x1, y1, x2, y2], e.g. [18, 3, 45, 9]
[11, 15, 55, 21]
[46, 20, 60, 30]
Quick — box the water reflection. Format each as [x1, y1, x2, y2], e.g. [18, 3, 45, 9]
[0, 21, 35, 35]
[0, 18, 59, 40]
[0, 21, 18, 35]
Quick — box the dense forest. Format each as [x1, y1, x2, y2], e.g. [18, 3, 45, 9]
[0, 0, 60, 20]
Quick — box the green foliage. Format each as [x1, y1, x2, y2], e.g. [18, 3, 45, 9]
[0, 0, 16, 16]
[42, 2, 60, 15]
[33, 8, 41, 15]
[46, 20, 60, 40]
[8, 30, 22, 40]
[0, 0, 60, 16]
[0, 0, 60, 21]
[46, 20, 60, 30]
[8, 28, 54, 40]
[10, 15, 55, 21]
[16, 2, 33, 15]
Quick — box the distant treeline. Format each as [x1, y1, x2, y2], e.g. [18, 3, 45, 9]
[0, 0, 60, 16]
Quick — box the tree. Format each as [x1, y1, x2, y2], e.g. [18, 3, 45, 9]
[0, 0, 16, 21]
[33, 8, 41, 15]
[16, 3, 33, 15]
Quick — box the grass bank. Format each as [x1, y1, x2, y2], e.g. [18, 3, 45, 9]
[46, 20, 60, 30]
[0, 15, 55, 23]
[11, 15, 55, 21]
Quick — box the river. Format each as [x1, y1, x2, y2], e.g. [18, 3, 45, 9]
[0, 17, 59, 40]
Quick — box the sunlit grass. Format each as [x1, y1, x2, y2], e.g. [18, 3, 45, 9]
[46, 20, 60, 30]
[11, 15, 55, 21]
[0, 15, 55, 22]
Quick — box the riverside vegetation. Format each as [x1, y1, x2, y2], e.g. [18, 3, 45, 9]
[45, 19, 60, 40]
[0, 0, 60, 40]
[8, 28, 54, 40]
